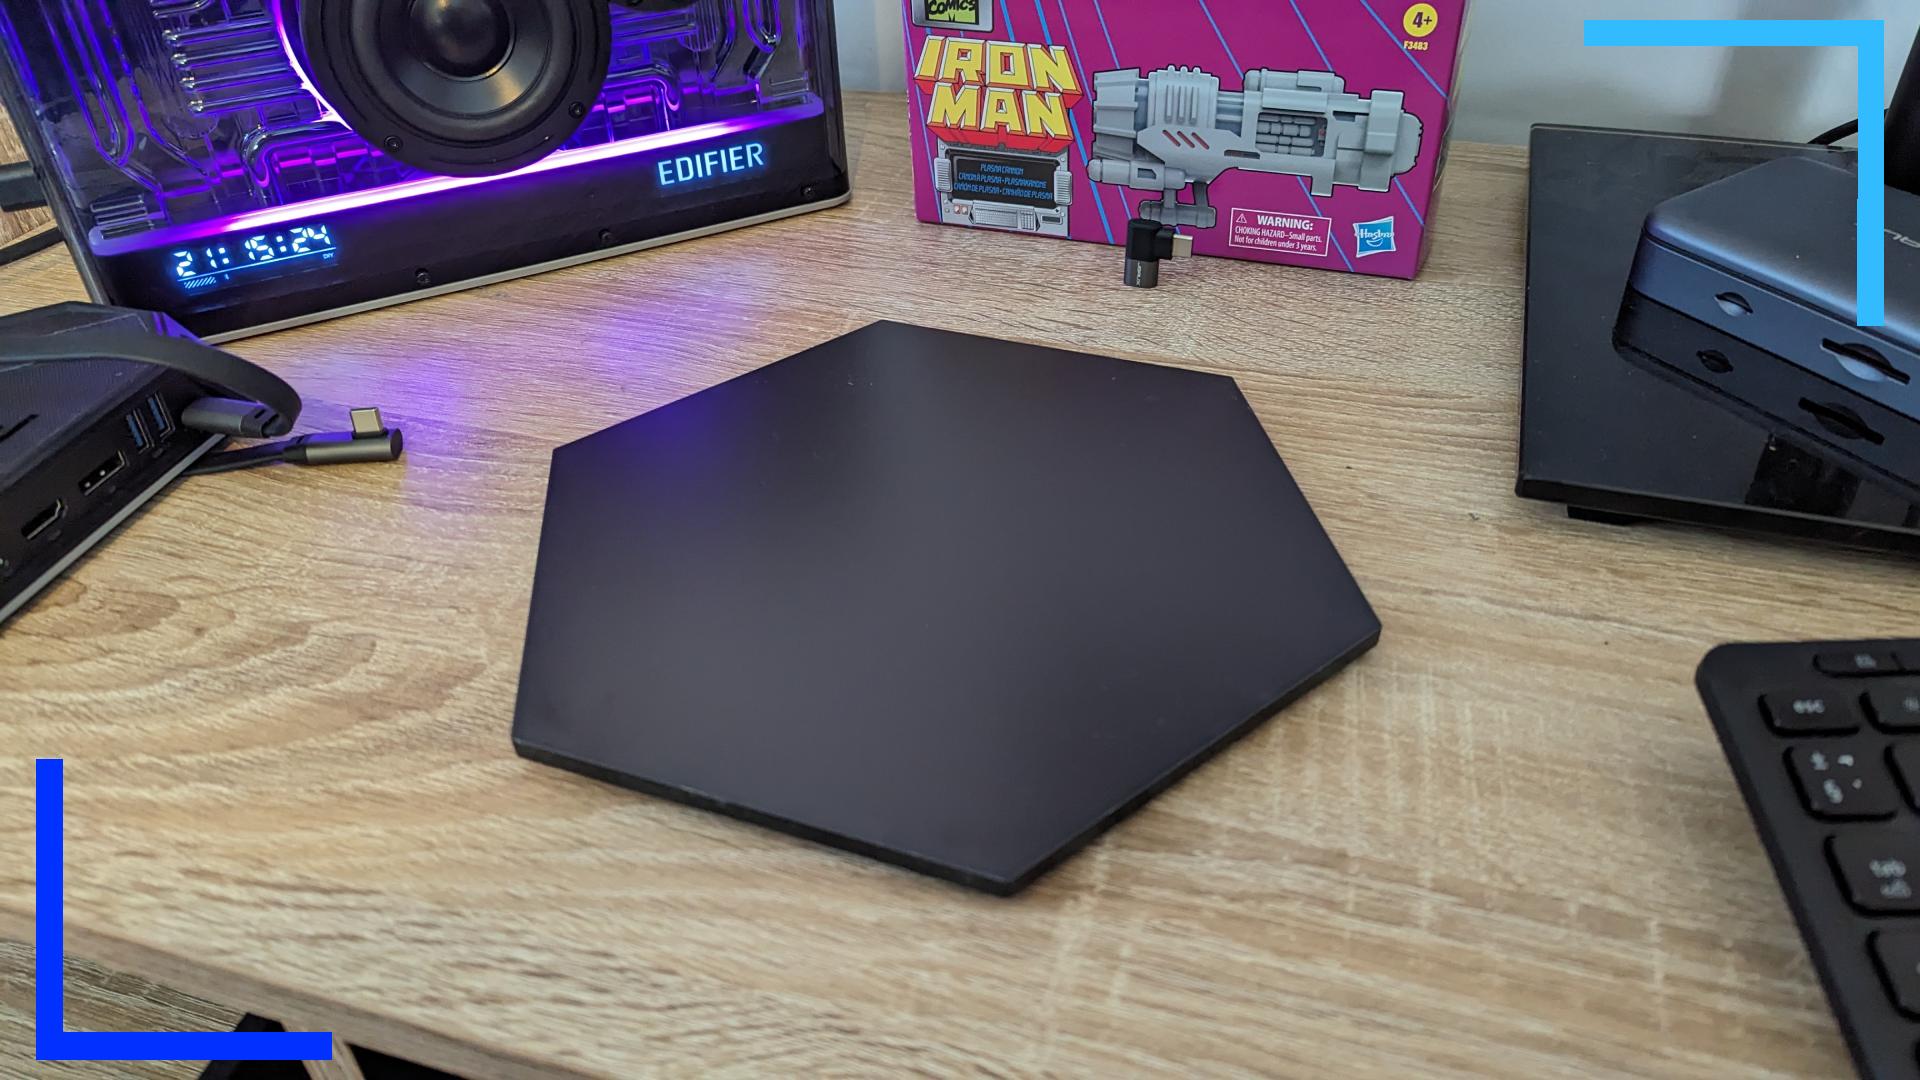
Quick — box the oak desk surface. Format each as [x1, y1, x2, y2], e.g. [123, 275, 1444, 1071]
[1, 93, 1914, 1080]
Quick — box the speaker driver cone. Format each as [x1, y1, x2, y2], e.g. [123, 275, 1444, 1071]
[294, 0, 610, 177]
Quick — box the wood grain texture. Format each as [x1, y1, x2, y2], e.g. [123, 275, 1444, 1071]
[2, 93, 1915, 1079]
[306, 1036, 368, 1080]
[0, 939, 231, 1079]
[0, 108, 53, 247]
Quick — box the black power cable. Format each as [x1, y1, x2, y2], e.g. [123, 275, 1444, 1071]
[1809, 107, 1895, 147]
[1812, 118, 1861, 146]
[183, 408, 403, 476]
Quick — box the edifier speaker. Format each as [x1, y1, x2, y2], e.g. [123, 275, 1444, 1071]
[0, 0, 848, 341]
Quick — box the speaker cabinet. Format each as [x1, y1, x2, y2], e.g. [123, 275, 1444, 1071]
[0, 0, 848, 340]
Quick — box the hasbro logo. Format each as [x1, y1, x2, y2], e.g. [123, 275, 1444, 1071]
[1354, 216, 1397, 257]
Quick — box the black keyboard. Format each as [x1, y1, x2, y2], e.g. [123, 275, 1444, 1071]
[1699, 640, 1920, 1079]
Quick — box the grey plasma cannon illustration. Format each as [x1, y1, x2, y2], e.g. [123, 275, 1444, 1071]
[1088, 66, 1423, 228]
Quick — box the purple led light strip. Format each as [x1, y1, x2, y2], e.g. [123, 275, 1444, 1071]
[268, 0, 339, 125]
[92, 102, 822, 256]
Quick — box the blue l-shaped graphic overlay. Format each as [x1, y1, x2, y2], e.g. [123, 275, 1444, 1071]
[36, 758, 333, 1062]
[1585, 19, 1888, 328]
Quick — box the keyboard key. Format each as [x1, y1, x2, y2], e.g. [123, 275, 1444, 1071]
[1890, 744, 1920, 811]
[1874, 932, 1920, 1017]
[1700, 642, 1920, 1079]
[1816, 650, 1903, 677]
[1789, 746, 1900, 819]
[1831, 833, 1920, 912]
[1762, 690, 1862, 733]
[1869, 684, 1920, 731]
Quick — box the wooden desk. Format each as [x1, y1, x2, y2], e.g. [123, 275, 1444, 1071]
[1, 92, 1914, 1079]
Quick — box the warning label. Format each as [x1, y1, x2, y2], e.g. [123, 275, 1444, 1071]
[1228, 208, 1332, 257]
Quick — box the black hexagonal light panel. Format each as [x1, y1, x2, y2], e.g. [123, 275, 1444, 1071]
[512, 321, 1378, 894]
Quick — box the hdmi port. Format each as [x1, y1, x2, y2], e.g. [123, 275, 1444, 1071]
[21, 499, 64, 540]
[78, 451, 127, 495]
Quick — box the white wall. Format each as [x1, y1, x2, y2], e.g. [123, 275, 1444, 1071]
[830, 0, 1919, 146]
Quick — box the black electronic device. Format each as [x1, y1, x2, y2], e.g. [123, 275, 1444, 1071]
[0, 305, 227, 623]
[1520, 24, 1920, 552]
[512, 321, 1379, 895]
[1617, 157, 1920, 496]
[0, 301, 399, 625]
[1696, 639, 1920, 1080]
[0, 0, 849, 342]
[1122, 217, 1194, 288]
[1519, 125, 1920, 554]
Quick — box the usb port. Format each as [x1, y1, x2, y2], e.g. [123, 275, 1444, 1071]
[144, 394, 174, 441]
[21, 499, 64, 541]
[78, 451, 126, 495]
[124, 410, 150, 453]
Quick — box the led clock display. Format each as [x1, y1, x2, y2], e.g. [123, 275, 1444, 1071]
[172, 223, 338, 290]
